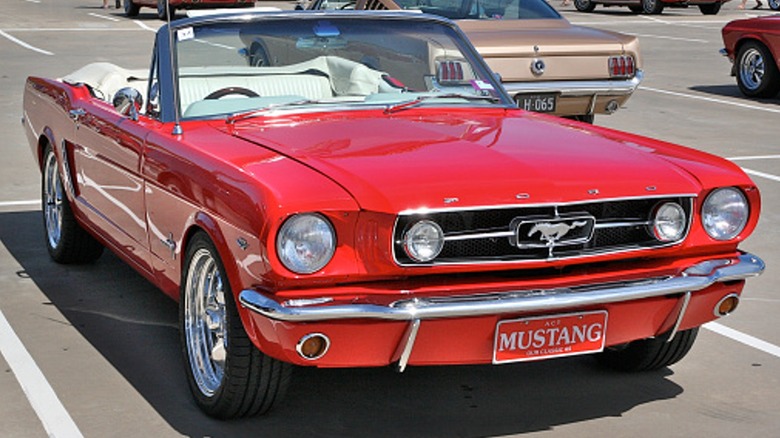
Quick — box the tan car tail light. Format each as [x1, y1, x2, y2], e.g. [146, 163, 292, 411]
[438, 60, 465, 82]
[609, 55, 635, 79]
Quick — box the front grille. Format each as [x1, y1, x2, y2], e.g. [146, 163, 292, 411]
[393, 196, 693, 265]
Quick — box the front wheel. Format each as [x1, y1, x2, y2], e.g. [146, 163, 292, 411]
[698, 2, 721, 14]
[42, 144, 103, 264]
[596, 328, 698, 371]
[641, 0, 664, 14]
[157, 0, 176, 20]
[736, 41, 780, 98]
[181, 232, 291, 419]
[769, 0, 779, 10]
[574, 0, 597, 12]
[124, 0, 140, 16]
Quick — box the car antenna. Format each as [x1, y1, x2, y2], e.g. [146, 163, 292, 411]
[165, 0, 183, 136]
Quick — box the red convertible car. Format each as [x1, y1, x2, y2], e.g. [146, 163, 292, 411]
[122, 0, 256, 20]
[23, 11, 763, 418]
[721, 15, 780, 99]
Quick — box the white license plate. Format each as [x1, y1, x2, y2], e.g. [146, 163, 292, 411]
[493, 311, 607, 364]
[515, 93, 557, 113]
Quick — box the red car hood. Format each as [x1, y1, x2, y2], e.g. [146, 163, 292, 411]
[230, 109, 699, 213]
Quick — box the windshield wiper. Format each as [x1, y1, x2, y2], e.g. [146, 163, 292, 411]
[384, 93, 500, 114]
[226, 98, 319, 124]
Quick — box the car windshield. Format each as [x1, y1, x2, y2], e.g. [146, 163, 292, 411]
[173, 15, 510, 120]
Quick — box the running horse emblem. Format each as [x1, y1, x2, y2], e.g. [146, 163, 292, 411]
[528, 221, 588, 245]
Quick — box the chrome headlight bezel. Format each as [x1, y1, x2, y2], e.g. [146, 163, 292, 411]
[652, 202, 687, 242]
[276, 213, 336, 274]
[403, 220, 445, 263]
[702, 187, 749, 241]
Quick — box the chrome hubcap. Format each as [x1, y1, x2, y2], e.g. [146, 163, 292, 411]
[43, 152, 63, 250]
[184, 248, 228, 397]
[740, 48, 765, 91]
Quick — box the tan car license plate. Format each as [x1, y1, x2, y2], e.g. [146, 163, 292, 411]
[493, 311, 607, 364]
[515, 93, 557, 113]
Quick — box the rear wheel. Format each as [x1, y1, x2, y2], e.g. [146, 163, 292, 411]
[769, 0, 779, 10]
[736, 41, 780, 98]
[574, 0, 597, 12]
[157, 0, 176, 20]
[596, 328, 698, 371]
[698, 2, 721, 14]
[181, 232, 291, 419]
[641, 0, 664, 14]
[123, 0, 140, 16]
[41, 144, 103, 264]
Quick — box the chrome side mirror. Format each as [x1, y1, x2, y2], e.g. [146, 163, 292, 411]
[113, 87, 143, 121]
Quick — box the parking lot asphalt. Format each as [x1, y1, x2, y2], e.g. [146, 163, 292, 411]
[1, 1, 778, 437]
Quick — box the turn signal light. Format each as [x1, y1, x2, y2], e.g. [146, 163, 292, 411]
[297, 333, 330, 360]
[714, 294, 740, 317]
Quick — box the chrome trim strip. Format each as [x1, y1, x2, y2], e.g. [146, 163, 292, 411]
[394, 319, 420, 373]
[444, 230, 514, 242]
[397, 193, 696, 216]
[503, 70, 643, 97]
[594, 220, 652, 229]
[663, 291, 691, 343]
[239, 253, 764, 323]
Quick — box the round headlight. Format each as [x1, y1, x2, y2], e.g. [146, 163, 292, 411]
[277, 214, 335, 274]
[702, 188, 749, 241]
[403, 220, 444, 262]
[653, 202, 686, 242]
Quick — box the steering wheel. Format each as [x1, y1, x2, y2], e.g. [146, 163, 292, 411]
[204, 87, 259, 100]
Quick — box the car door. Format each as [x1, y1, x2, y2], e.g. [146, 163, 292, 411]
[68, 99, 153, 275]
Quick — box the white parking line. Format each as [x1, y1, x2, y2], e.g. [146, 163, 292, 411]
[133, 20, 158, 32]
[705, 322, 780, 359]
[640, 86, 780, 115]
[742, 168, 780, 183]
[626, 33, 707, 43]
[0, 200, 39, 208]
[87, 12, 121, 22]
[0, 309, 84, 438]
[0, 29, 53, 55]
[728, 155, 780, 161]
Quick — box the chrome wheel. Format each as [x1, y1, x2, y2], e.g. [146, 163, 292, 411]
[736, 42, 780, 98]
[739, 48, 765, 92]
[43, 151, 63, 250]
[184, 248, 228, 397]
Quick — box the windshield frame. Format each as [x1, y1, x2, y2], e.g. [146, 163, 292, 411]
[151, 11, 514, 123]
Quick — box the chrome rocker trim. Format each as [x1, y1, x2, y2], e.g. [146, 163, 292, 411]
[503, 70, 644, 97]
[240, 252, 762, 323]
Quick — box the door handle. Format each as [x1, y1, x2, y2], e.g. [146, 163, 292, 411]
[68, 108, 86, 121]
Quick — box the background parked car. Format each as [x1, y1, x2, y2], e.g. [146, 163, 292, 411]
[721, 15, 780, 99]
[303, 0, 642, 123]
[122, 0, 256, 20]
[573, 0, 729, 15]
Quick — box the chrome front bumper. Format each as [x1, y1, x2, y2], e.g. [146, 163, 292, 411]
[239, 252, 763, 323]
[502, 70, 644, 97]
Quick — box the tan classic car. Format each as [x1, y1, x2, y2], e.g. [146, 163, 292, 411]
[303, 0, 642, 123]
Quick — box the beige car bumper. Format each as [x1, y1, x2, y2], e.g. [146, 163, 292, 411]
[503, 70, 644, 118]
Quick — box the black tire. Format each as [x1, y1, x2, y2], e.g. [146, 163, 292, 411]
[157, 0, 175, 20]
[769, 0, 779, 10]
[735, 41, 780, 98]
[641, 0, 664, 14]
[574, 0, 597, 12]
[596, 328, 698, 372]
[41, 144, 104, 264]
[698, 2, 721, 14]
[180, 231, 291, 419]
[569, 114, 595, 124]
[124, 0, 140, 16]
[248, 42, 270, 67]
